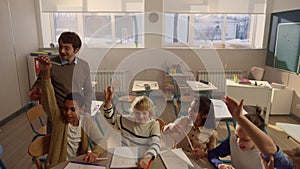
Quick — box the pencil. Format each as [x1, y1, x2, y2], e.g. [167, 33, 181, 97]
[96, 157, 108, 161]
[70, 161, 106, 167]
[50, 61, 62, 66]
[183, 130, 194, 151]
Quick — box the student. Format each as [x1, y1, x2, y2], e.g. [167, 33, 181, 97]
[208, 103, 266, 169]
[163, 96, 217, 159]
[28, 31, 93, 114]
[39, 56, 106, 168]
[223, 96, 297, 169]
[101, 86, 160, 169]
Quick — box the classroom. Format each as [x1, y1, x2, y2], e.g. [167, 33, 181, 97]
[0, 0, 300, 168]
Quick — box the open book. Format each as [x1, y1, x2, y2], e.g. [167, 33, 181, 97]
[160, 148, 194, 169]
[110, 147, 139, 169]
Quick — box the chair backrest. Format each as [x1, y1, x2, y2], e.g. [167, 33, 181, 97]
[248, 66, 265, 81]
[155, 118, 166, 134]
[28, 135, 51, 169]
[26, 104, 47, 137]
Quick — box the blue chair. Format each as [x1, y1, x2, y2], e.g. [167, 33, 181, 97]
[171, 80, 193, 118]
[25, 102, 48, 163]
[217, 119, 236, 143]
[0, 145, 7, 169]
[28, 135, 51, 169]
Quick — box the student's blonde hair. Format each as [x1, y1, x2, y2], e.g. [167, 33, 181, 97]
[129, 96, 155, 117]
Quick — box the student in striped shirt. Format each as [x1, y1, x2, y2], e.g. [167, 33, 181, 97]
[101, 86, 160, 168]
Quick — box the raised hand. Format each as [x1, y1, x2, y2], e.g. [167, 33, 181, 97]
[222, 96, 244, 120]
[38, 56, 52, 72]
[103, 86, 113, 108]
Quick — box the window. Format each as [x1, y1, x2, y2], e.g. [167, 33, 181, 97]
[41, 13, 143, 48]
[39, 0, 266, 49]
[163, 13, 264, 48]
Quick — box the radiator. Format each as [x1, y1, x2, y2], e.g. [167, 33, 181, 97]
[91, 70, 129, 93]
[197, 69, 245, 93]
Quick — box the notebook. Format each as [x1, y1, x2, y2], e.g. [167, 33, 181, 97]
[110, 147, 139, 169]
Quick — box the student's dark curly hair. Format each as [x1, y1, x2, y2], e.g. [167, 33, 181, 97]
[58, 31, 82, 50]
[193, 96, 216, 129]
[245, 113, 265, 131]
[64, 92, 84, 108]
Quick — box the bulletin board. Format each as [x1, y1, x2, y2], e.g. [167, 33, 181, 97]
[274, 23, 300, 72]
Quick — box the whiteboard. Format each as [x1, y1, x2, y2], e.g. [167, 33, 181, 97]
[274, 23, 300, 73]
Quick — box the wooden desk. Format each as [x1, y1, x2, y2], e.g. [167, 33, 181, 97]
[186, 81, 217, 92]
[186, 80, 217, 98]
[226, 79, 272, 124]
[276, 122, 300, 144]
[132, 80, 159, 92]
[51, 149, 215, 169]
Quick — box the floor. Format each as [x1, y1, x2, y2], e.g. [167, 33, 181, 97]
[0, 100, 299, 169]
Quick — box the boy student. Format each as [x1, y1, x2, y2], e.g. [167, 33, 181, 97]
[101, 86, 160, 169]
[223, 96, 297, 169]
[208, 98, 266, 169]
[163, 96, 217, 159]
[39, 56, 106, 168]
[29, 31, 93, 114]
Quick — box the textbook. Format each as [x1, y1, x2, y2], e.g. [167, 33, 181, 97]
[110, 147, 139, 169]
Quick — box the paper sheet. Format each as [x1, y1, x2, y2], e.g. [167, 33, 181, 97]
[160, 148, 194, 169]
[110, 147, 139, 168]
[91, 100, 103, 117]
[64, 162, 105, 169]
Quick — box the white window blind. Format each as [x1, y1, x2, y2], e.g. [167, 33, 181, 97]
[40, 0, 144, 13]
[163, 0, 266, 14]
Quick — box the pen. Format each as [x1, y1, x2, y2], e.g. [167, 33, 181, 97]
[70, 161, 106, 167]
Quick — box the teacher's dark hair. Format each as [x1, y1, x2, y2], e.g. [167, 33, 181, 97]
[58, 31, 82, 50]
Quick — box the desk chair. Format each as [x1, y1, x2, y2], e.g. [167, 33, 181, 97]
[171, 80, 193, 118]
[28, 135, 51, 169]
[26, 102, 47, 141]
[248, 66, 265, 81]
[155, 118, 166, 134]
[111, 78, 135, 115]
[0, 145, 6, 169]
[217, 119, 236, 143]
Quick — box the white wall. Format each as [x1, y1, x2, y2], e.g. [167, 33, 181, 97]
[0, 0, 39, 121]
[272, 0, 300, 13]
